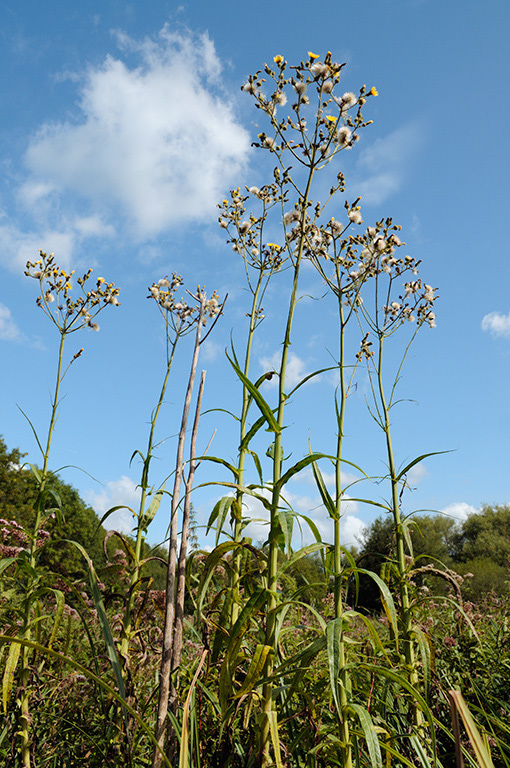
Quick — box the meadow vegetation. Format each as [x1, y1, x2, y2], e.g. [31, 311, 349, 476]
[0, 51, 508, 768]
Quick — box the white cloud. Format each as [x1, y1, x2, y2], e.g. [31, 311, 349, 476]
[405, 462, 428, 486]
[354, 122, 424, 205]
[232, 484, 363, 548]
[84, 475, 142, 534]
[290, 466, 359, 490]
[201, 339, 222, 362]
[0, 303, 24, 342]
[440, 502, 477, 521]
[24, 25, 250, 239]
[481, 311, 510, 338]
[260, 351, 318, 390]
[342, 515, 367, 547]
[0, 221, 78, 272]
[73, 215, 116, 238]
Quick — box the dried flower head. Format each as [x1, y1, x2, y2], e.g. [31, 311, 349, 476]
[25, 251, 120, 334]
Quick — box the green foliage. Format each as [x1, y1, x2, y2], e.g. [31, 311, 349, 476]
[0, 435, 106, 579]
[357, 507, 510, 609]
[3, 50, 509, 768]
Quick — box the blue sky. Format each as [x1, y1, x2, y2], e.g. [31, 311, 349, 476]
[1, 0, 509, 551]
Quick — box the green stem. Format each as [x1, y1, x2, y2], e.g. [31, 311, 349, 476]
[120, 334, 180, 665]
[334, 300, 352, 768]
[260, 166, 315, 767]
[21, 330, 67, 768]
[231, 275, 264, 625]
[376, 335, 422, 728]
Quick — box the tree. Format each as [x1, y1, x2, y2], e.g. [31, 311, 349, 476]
[449, 504, 510, 596]
[354, 513, 458, 611]
[0, 435, 105, 579]
[450, 504, 510, 566]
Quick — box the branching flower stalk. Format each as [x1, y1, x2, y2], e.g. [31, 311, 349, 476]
[218, 184, 285, 625]
[308, 218, 383, 768]
[119, 274, 200, 687]
[19, 251, 120, 768]
[242, 52, 377, 766]
[152, 284, 223, 768]
[355, 224, 437, 730]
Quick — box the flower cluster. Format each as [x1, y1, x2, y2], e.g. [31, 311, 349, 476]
[148, 273, 222, 328]
[217, 185, 287, 272]
[0, 518, 50, 558]
[331, 217, 440, 348]
[25, 251, 120, 333]
[242, 51, 377, 166]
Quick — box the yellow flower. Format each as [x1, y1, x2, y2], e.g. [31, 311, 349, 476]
[273, 55, 284, 64]
[369, 86, 379, 96]
[308, 51, 319, 60]
[266, 242, 281, 249]
[325, 115, 337, 123]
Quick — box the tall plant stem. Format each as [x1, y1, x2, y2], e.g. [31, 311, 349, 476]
[152, 305, 204, 768]
[120, 334, 179, 667]
[376, 335, 422, 728]
[171, 369, 206, 676]
[20, 330, 66, 768]
[259, 167, 315, 767]
[231, 276, 264, 625]
[333, 299, 353, 768]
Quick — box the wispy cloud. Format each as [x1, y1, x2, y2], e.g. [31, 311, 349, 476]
[290, 466, 360, 490]
[481, 311, 510, 338]
[0, 218, 105, 272]
[440, 502, 477, 521]
[23, 25, 250, 241]
[84, 475, 141, 534]
[405, 461, 428, 486]
[230, 484, 364, 548]
[0, 303, 25, 342]
[260, 351, 319, 390]
[353, 122, 424, 206]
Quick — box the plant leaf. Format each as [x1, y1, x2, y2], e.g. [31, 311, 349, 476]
[347, 703, 383, 768]
[2, 640, 21, 714]
[207, 495, 235, 543]
[275, 453, 325, 494]
[396, 451, 451, 483]
[226, 352, 281, 434]
[311, 459, 337, 519]
[234, 644, 272, 698]
[139, 483, 166, 532]
[449, 690, 495, 768]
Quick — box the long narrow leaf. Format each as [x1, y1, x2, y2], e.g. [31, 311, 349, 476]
[179, 650, 209, 768]
[346, 703, 383, 768]
[139, 483, 167, 531]
[227, 352, 281, 434]
[326, 618, 344, 717]
[234, 644, 272, 698]
[357, 568, 399, 639]
[396, 451, 451, 483]
[275, 453, 326, 493]
[206, 495, 234, 542]
[240, 414, 267, 451]
[17, 406, 44, 458]
[0, 636, 172, 767]
[311, 460, 337, 519]
[276, 542, 324, 577]
[449, 690, 495, 768]
[62, 541, 129, 729]
[196, 541, 238, 616]
[2, 640, 21, 714]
